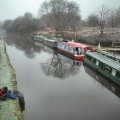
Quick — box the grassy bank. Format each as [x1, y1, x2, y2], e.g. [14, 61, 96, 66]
[61, 27, 120, 47]
[0, 40, 23, 120]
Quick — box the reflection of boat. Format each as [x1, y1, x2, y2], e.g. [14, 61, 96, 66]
[41, 52, 81, 79]
[84, 64, 120, 98]
[57, 42, 93, 61]
[84, 51, 120, 86]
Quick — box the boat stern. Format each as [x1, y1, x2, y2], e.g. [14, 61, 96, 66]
[74, 55, 84, 61]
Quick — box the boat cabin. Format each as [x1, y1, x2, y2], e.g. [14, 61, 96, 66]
[84, 51, 120, 86]
[57, 41, 93, 61]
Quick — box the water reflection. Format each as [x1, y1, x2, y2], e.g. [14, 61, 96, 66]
[41, 51, 81, 79]
[7, 43, 120, 120]
[84, 63, 120, 98]
[6, 33, 45, 58]
[6, 33, 120, 120]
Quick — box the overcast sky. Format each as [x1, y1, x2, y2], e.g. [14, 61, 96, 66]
[0, 0, 120, 21]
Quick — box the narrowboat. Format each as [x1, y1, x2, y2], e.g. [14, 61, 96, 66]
[32, 34, 47, 45]
[33, 33, 57, 48]
[32, 35, 42, 41]
[42, 38, 57, 48]
[32, 32, 44, 41]
[57, 41, 93, 61]
[84, 51, 120, 86]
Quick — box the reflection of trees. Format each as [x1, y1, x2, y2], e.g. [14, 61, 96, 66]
[48, 52, 63, 77]
[6, 33, 50, 58]
[84, 63, 120, 98]
[41, 52, 82, 79]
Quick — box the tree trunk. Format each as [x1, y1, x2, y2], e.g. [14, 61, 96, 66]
[100, 29, 103, 37]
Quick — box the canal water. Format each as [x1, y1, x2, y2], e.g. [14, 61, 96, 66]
[6, 39, 120, 120]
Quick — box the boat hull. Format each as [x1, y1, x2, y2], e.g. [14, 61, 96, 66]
[56, 47, 84, 61]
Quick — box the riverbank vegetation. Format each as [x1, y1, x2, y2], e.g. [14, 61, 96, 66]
[2, 0, 120, 46]
[2, 13, 44, 34]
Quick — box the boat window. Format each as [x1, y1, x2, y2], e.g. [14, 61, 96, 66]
[68, 46, 70, 51]
[75, 48, 83, 55]
[112, 68, 116, 76]
[58, 43, 60, 47]
[116, 72, 120, 78]
[81, 48, 84, 53]
[67, 46, 69, 51]
[70, 48, 74, 54]
[86, 55, 92, 61]
[104, 65, 112, 73]
[71, 48, 74, 53]
[73, 48, 75, 55]
[64, 45, 68, 50]
[75, 48, 79, 55]
[96, 60, 99, 66]
[59, 44, 61, 47]
[93, 58, 96, 63]
[61, 44, 64, 49]
[78, 48, 81, 54]
[68, 47, 73, 53]
[90, 58, 96, 63]
[99, 62, 104, 69]
[58, 43, 62, 47]
[88, 55, 91, 60]
[74, 50, 77, 55]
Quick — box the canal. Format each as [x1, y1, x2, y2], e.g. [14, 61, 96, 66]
[6, 37, 120, 120]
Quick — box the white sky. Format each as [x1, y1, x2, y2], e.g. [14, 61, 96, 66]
[0, 0, 120, 21]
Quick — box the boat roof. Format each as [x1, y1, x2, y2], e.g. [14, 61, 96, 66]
[46, 38, 57, 42]
[59, 42, 89, 48]
[86, 51, 120, 71]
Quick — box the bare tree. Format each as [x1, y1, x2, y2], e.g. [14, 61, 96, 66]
[107, 10, 116, 28]
[2, 20, 13, 32]
[115, 7, 120, 27]
[39, 0, 81, 32]
[0, 22, 2, 29]
[97, 5, 109, 36]
[87, 14, 98, 27]
[3, 12, 44, 34]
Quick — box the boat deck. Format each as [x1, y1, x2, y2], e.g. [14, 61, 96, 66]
[86, 51, 120, 71]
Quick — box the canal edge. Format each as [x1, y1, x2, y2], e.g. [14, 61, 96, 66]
[0, 39, 24, 120]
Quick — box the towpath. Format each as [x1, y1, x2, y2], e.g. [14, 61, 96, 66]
[0, 40, 23, 120]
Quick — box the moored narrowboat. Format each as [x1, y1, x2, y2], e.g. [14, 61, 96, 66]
[32, 33, 57, 48]
[84, 51, 120, 86]
[57, 41, 93, 61]
[42, 38, 57, 48]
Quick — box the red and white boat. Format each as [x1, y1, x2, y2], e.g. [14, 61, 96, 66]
[56, 41, 93, 61]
